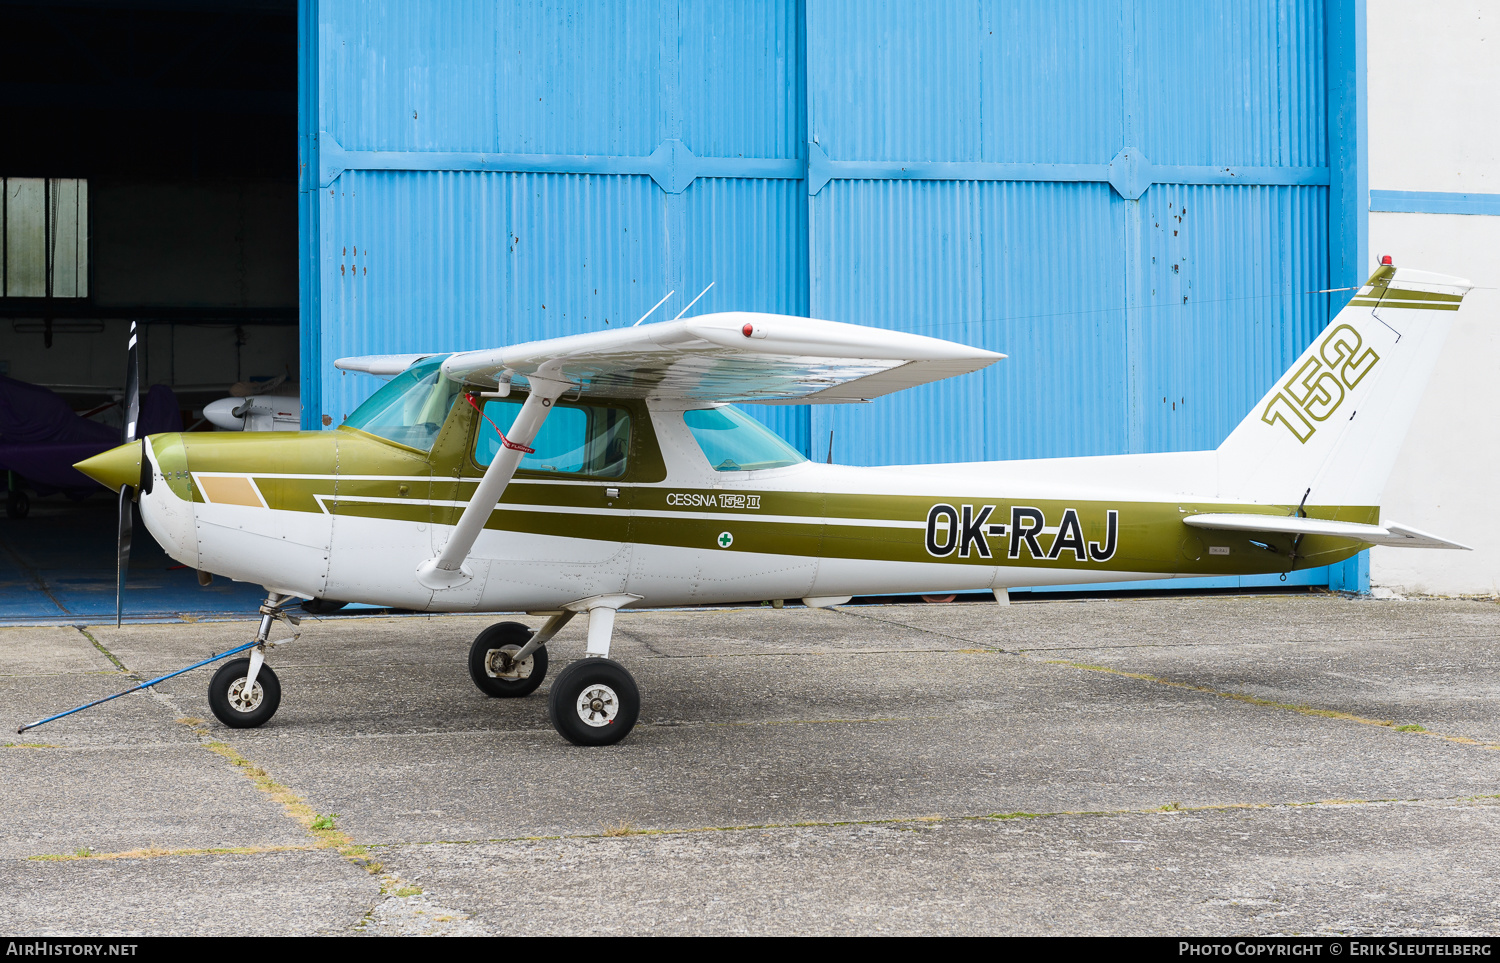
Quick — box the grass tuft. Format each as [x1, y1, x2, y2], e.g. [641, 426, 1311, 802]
[202, 740, 382, 873]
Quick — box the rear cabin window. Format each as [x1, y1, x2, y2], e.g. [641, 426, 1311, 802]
[683, 406, 806, 472]
[473, 399, 631, 477]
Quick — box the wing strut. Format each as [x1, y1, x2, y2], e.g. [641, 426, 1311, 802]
[415, 371, 572, 590]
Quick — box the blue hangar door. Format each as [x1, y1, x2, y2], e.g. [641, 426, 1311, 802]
[298, 0, 1366, 593]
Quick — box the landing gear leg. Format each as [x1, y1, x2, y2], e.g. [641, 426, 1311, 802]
[468, 610, 572, 698]
[207, 592, 301, 729]
[547, 597, 641, 746]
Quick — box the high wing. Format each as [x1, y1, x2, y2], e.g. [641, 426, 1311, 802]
[337, 312, 1003, 592]
[435, 312, 1004, 404]
[1182, 514, 1470, 551]
[333, 354, 439, 378]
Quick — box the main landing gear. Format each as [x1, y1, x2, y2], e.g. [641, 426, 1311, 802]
[468, 621, 549, 697]
[206, 593, 300, 729]
[466, 596, 642, 746]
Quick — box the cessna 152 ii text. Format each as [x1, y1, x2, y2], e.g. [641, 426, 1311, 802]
[46, 261, 1470, 746]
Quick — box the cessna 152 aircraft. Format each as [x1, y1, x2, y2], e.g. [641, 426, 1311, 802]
[59, 261, 1470, 746]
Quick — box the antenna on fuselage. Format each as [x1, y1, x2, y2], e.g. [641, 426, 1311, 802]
[671, 281, 715, 320]
[632, 290, 676, 327]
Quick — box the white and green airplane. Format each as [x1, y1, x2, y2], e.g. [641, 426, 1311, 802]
[72, 261, 1471, 745]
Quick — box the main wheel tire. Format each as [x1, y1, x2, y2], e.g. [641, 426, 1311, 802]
[208, 658, 282, 728]
[7, 490, 29, 518]
[547, 658, 639, 746]
[468, 621, 548, 698]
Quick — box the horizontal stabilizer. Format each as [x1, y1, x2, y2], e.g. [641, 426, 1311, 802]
[1183, 513, 1470, 551]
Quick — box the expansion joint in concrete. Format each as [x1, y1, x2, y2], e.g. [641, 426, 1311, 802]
[74, 626, 134, 677]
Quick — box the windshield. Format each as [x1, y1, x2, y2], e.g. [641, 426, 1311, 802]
[343, 357, 459, 452]
[683, 406, 807, 472]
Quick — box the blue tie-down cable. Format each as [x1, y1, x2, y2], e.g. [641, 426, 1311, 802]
[17, 638, 263, 733]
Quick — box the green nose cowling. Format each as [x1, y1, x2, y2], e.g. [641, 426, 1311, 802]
[75, 441, 143, 494]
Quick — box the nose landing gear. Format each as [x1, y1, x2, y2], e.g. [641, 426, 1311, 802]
[208, 658, 282, 728]
[205, 592, 300, 729]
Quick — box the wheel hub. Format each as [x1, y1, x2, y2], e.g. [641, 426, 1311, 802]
[485, 645, 532, 680]
[227, 678, 263, 713]
[575, 683, 619, 727]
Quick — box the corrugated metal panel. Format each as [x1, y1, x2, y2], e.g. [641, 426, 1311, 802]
[322, 0, 502, 152]
[679, 1, 804, 160]
[804, 0, 1332, 469]
[978, 1, 1125, 164]
[811, 179, 986, 464]
[490, 2, 663, 155]
[322, 0, 805, 158]
[812, 179, 1130, 466]
[807, 0, 982, 163]
[807, 0, 1324, 169]
[1136, 0, 1326, 167]
[682, 177, 809, 451]
[808, 180, 1330, 467]
[975, 181, 1130, 460]
[1131, 183, 1328, 453]
[318, 171, 808, 428]
[320, 170, 665, 420]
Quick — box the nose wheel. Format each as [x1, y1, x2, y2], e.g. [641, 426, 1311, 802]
[208, 658, 282, 728]
[205, 592, 300, 729]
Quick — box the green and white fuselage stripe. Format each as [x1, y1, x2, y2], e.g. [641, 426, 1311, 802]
[324, 493, 931, 532]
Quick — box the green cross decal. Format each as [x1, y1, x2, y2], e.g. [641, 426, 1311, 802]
[717, 531, 734, 548]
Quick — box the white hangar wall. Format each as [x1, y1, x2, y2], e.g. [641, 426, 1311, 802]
[1368, 0, 1500, 595]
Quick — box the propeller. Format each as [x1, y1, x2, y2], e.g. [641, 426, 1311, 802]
[116, 320, 140, 628]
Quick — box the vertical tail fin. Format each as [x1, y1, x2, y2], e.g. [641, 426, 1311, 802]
[1216, 264, 1471, 508]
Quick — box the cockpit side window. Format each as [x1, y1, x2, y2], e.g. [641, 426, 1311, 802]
[473, 398, 631, 477]
[343, 358, 459, 453]
[683, 405, 807, 471]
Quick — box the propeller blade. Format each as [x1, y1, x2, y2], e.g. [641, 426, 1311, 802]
[123, 320, 140, 443]
[116, 320, 141, 627]
[116, 487, 132, 628]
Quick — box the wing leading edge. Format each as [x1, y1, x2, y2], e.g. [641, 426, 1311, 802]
[437, 312, 1004, 404]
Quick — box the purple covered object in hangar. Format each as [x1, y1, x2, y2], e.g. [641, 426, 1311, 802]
[0, 376, 182, 495]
